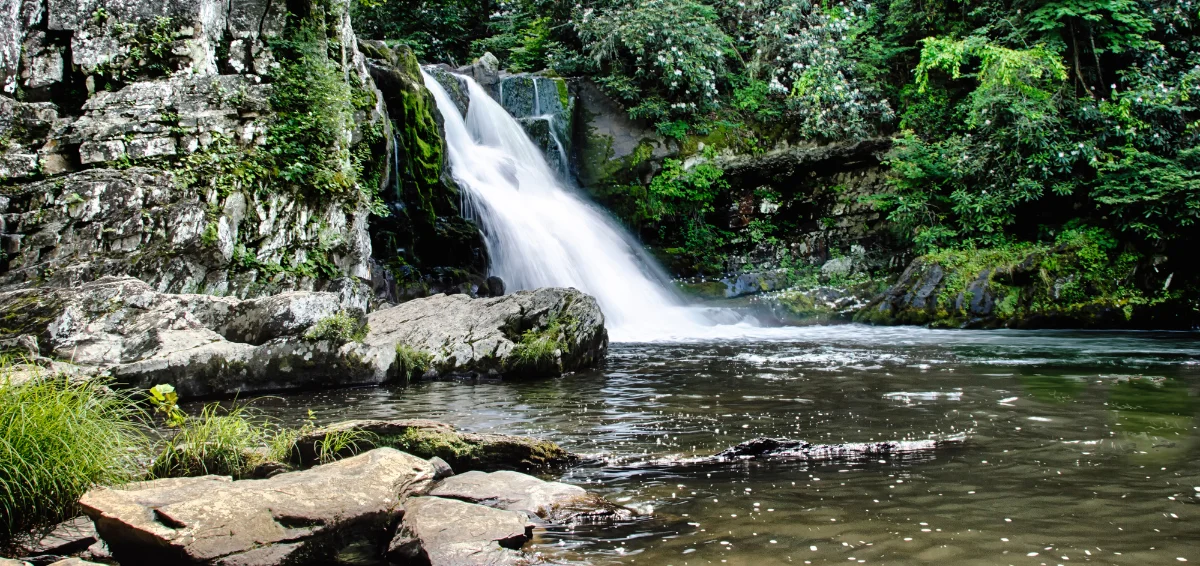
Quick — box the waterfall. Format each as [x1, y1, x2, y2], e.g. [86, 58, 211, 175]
[420, 70, 736, 341]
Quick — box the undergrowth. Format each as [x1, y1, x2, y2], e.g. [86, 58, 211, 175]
[0, 370, 148, 548]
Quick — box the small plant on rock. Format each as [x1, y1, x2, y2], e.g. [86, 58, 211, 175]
[393, 343, 433, 381]
[303, 311, 369, 343]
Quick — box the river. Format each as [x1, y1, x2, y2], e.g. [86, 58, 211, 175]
[252, 325, 1200, 565]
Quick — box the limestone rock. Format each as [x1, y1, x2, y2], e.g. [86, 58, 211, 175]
[0, 276, 369, 397]
[388, 496, 531, 566]
[361, 288, 607, 379]
[80, 448, 435, 565]
[292, 419, 575, 472]
[431, 470, 629, 524]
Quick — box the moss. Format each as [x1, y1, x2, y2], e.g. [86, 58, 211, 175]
[677, 280, 728, 300]
[555, 78, 570, 110]
[375, 428, 571, 472]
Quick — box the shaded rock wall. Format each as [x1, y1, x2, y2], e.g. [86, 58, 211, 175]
[0, 0, 385, 298]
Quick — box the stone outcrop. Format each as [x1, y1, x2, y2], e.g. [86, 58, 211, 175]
[854, 244, 1189, 329]
[79, 448, 435, 565]
[0, 276, 373, 396]
[292, 419, 576, 472]
[572, 78, 675, 188]
[0, 276, 607, 396]
[388, 496, 532, 566]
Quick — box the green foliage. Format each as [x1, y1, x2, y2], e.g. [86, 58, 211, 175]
[267, 23, 358, 197]
[574, 0, 730, 121]
[303, 311, 369, 343]
[312, 427, 374, 465]
[509, 316, 569, 374]
[148, 383, 186, 427]
[150, 401, 296, 479]
[0, 374, 148, 547]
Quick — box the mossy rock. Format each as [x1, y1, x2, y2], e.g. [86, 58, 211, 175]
[292, 419, 575, 473]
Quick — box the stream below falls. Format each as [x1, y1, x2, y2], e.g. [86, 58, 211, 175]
[251, 325, 1200, 565]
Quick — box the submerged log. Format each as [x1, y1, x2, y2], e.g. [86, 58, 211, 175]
[715, 436, 966, 462]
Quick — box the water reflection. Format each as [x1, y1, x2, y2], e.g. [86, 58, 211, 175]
[248, 325, 1200, 565]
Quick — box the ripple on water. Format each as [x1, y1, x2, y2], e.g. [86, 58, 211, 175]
[244, 326, 1200, 565]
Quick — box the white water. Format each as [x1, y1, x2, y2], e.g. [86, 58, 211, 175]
[421, 71, 791, 342]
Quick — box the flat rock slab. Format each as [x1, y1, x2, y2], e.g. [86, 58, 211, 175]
[431, 470, 630, 524]
[80, 448, 434, 565]
[293, 419, 575, 472]
[389, 497, 531, 566]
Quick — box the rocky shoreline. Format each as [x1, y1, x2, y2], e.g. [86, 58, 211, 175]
[4, 415, 966, 566]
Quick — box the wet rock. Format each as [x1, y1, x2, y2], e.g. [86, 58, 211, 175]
[431, 470, 629, 524]
[716, 436, 965, 462]
[388, 497, 531, 566]
[360, 288, 607, 380]
[485, 275, 506, 297]
[292, 419, 575, 472]
[80, 448, 434, 565]
[763, 281, 883, 325]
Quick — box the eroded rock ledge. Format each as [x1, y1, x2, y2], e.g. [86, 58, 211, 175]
[0, 276, 607, 396]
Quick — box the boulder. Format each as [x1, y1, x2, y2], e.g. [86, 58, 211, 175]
[430, 470, 629, 524]
[359, 287, 607, 379]
[292, 419, 575, 472]
[387, 497, 531, 566]
[80, 448, 435, 565]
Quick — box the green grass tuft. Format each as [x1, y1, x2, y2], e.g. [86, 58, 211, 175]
[0, 370, 149, 548]
[150, 403, 296, 479]
[393, 343, 433, 381]
[303, 311, 369, 343]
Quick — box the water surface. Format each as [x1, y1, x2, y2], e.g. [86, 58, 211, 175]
[256, 325, 1200, 565]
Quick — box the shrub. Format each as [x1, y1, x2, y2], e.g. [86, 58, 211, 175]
[0, 371, 148, 548]
[304, 311, 369, 343]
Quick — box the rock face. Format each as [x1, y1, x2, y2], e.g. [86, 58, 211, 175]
[389, 496, 531, 566]
[293, 419, 576, 472]
[360, 287, 607, 379]
[80, 448, 435, 565]
[359, 41, 490, 304]
[497, 74, 574, 176]
[0, 0, 387, 299]
[572, 78, 675, 188]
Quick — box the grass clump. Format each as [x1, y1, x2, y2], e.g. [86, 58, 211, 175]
[147, 386, 297, 479]
[303, 311, 369, 343]
[149, 402, 298, 479]
[0, 372, 148, 548]
[393, 343, 433, 381]
[508, 316, 571, 375]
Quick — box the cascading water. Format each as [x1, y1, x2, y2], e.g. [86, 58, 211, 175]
[421, 70, 769, 341]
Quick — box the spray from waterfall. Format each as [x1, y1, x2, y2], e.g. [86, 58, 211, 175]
[420, 70, 786, 341]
